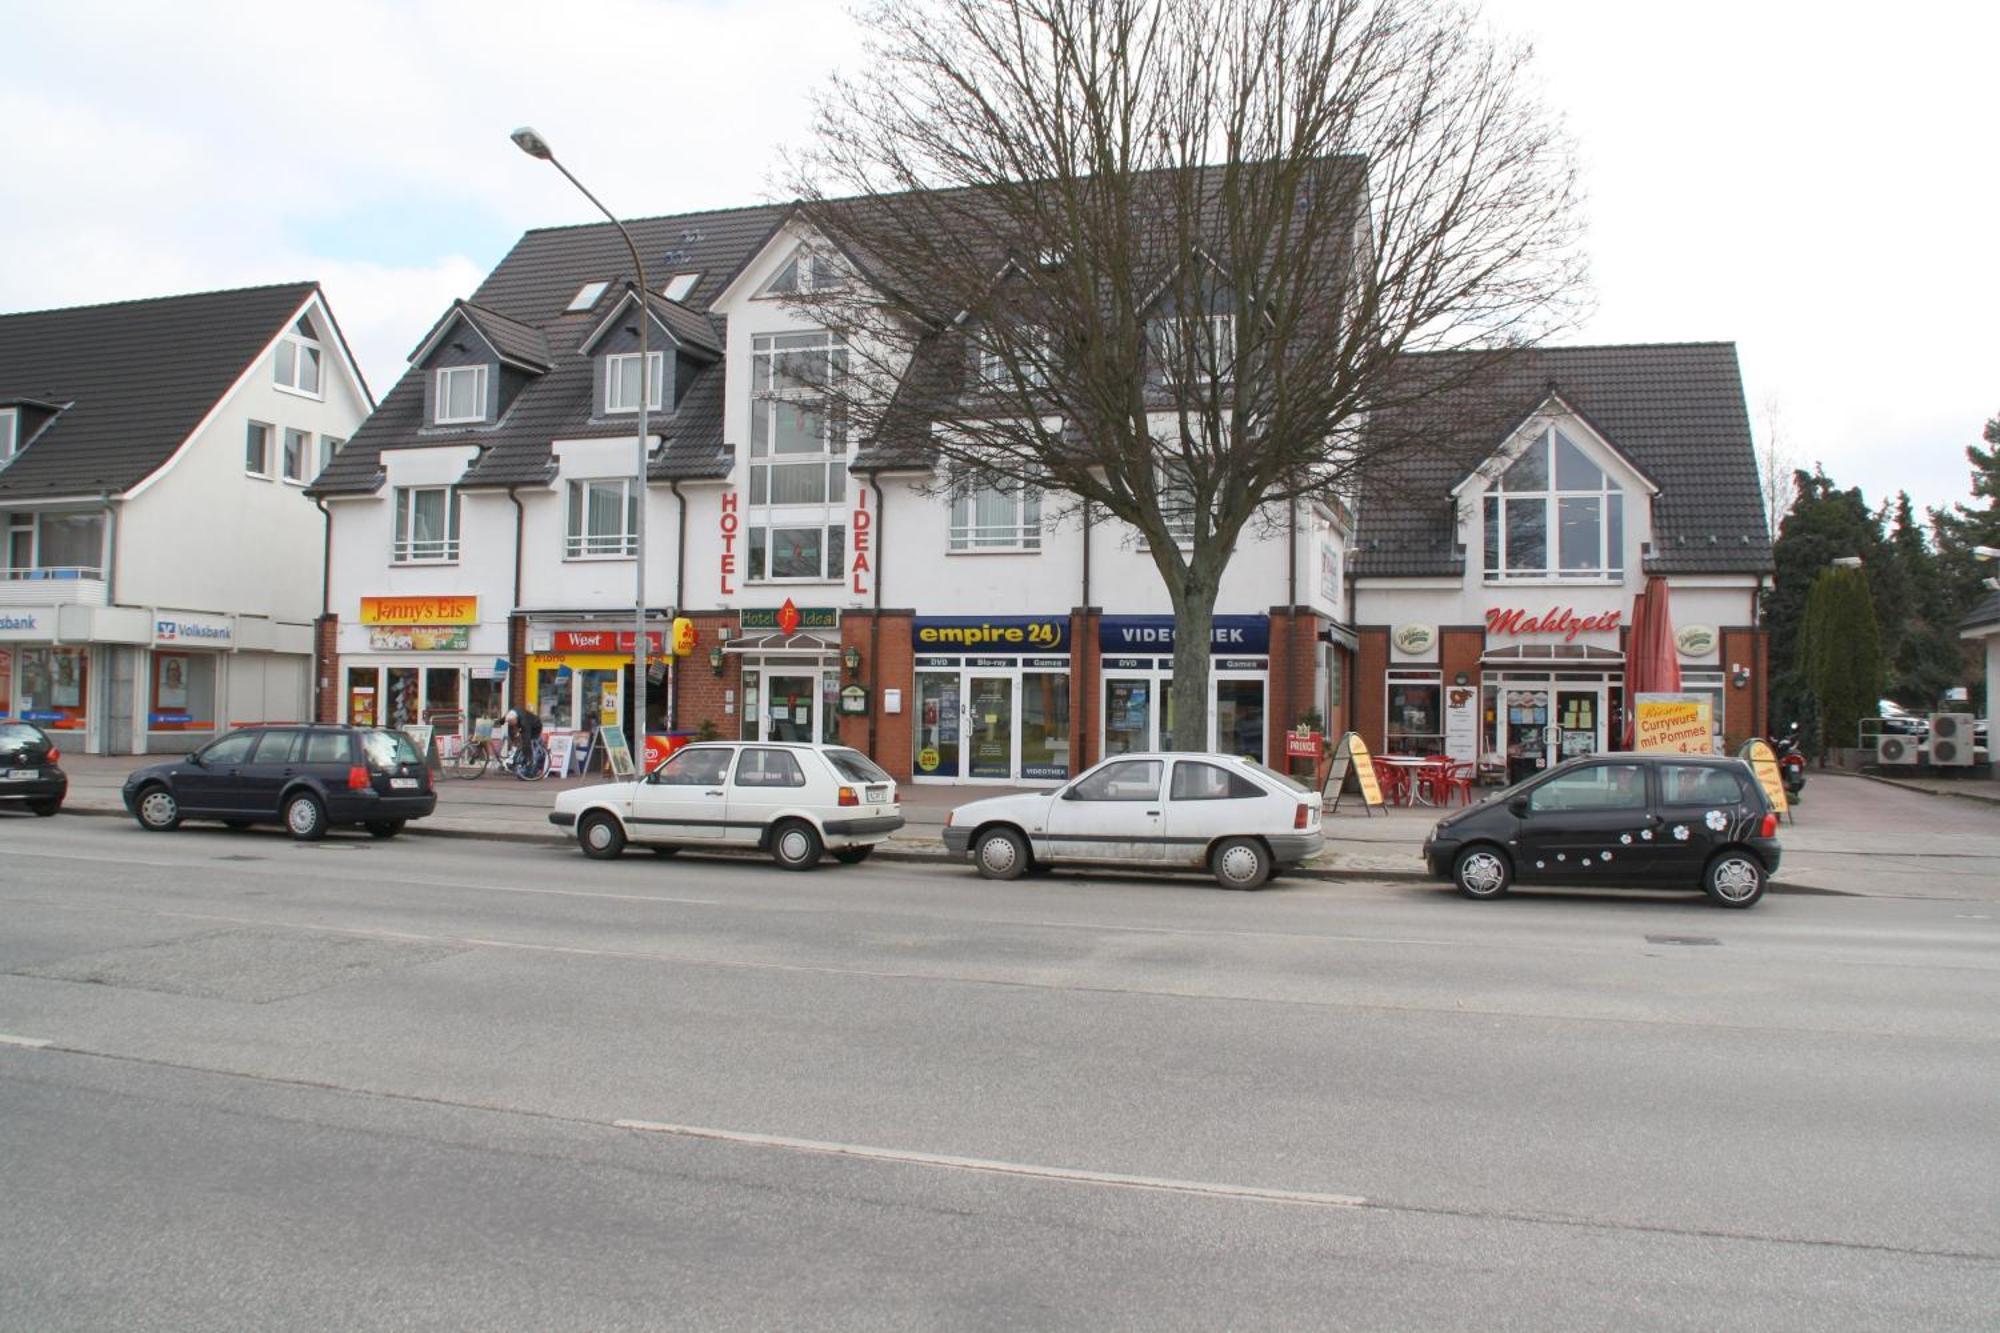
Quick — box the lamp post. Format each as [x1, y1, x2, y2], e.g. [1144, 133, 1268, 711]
[512, 126, 651, 754]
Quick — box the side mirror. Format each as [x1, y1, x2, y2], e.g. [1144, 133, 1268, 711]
[1507, 796, 1529, 818]
[184, 751, 205, 768]
[1060, 785, 1082, 801]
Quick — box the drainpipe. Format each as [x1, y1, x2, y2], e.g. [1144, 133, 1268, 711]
[313, 497, 332, 722]
[506, 487, 526, 609]
[669, 479, 688, 729]
[101, 490, 119, 604]
[867, 473, 885, 758]
[100, 490, 116, 756]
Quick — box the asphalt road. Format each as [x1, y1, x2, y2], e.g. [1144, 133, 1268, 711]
[1, 815, 1995, 1330]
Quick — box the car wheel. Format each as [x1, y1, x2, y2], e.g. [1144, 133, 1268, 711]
[771, 819, 823, 871]
[284, 792, 327, 842]
[136, 785, 181, 832]
[28, 799, 61, 817]
[578, 811, 626, 860]
[365, 820, 405, 840]
[1704, 849, 1766, 908]
[831, 846, 873, 865]
[1211, 837, 1271, 891]
[973, 826, 1029, 881]
[1453, 844, 1511, 899]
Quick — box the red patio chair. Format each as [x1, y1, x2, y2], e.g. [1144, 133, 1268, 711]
[1372, 757, 1409, 805]
[1443, 762, 1477, 806]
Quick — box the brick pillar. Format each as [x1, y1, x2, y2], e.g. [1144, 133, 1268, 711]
[866, 610, 914, 781]
[1071, 607, 1100, 775]
[1355, 627, 1390, 752]
[1265, 606, 1323, 769]
[507, 614, 529, 711]
[312, 613, 339, 722]
[671, 613, 738, 741]
[1722, 626, 1763, 751]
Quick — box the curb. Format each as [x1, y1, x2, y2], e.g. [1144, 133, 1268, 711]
[1849, 771, 2000, 810]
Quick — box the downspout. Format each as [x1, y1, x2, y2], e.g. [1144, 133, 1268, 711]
[100, 490, 116, 755]
[867, 473, 885, 759]
[669, 479, 688, 730]
[313, 497, 332, 722]
[506, 487, 525, 609]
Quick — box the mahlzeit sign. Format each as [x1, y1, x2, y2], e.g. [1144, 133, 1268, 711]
[1485, 605, 1621, 642]
[359, 596, 477, 625]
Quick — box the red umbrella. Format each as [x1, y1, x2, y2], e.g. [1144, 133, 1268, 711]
[1622, 587, 1651, 747]
[1637, 574, 1682, 696]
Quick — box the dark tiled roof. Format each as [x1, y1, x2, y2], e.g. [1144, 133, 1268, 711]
[314, 205, 785, 497]
[0, 282, 319, 499]
[1963, 590, 2000, 632]
[459, 302, 551, 370]
[1351, 343, 1773, 577]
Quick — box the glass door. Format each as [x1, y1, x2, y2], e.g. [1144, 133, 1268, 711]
[914, 671, 962, 778]
[1502, 686, 1550, 785]
[764, 672, 817, 742]
[1104, 677, 1153, 755]
[1553, 687, 1602, 762]
[965, 674, 1015, 779]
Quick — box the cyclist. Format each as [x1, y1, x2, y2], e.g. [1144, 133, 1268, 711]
[502, 707, 545, 778]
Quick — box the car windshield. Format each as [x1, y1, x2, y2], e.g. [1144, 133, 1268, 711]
[1240, 759, 1307, 794]
[361, 730, 422, 769]
[824, 747, 892, 784]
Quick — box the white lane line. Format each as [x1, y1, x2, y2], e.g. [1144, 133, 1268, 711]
[612, 1118, 1367, 1209]
[0, 1033, 54, 1049]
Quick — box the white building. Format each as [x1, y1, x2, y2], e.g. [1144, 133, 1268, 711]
[0, 283, 371, 753]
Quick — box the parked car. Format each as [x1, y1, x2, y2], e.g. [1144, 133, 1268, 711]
[1422, 752, 1781, 908]
[548, 742, 902, 869]
[942, 752, 1322, 890]
[122, 724, 436, 840]
[0, 722, 67, 817]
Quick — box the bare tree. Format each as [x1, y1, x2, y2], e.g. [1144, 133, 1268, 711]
[786, 0, 1584, 750]
[1757, 394, 1798, 538]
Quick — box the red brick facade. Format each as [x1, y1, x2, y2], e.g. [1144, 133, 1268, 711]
[312, 614, 339, 722]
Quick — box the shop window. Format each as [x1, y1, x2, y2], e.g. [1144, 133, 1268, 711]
[149, 652, 217, 732]
[1020, 673, 1070, 779]
[15, 647, 87, 730]
[566, 479, 638, 558]
[467, 675, 508, 734]
[534, 666, 575, 730]
[1215, 679, 1265, 760]
[1104, 677, 1154, 755]
[346, 666, 380, 726]
[384, 667, 421, 729]
[1386, 671, 1443, 755]
[1482, 426, 1624, 582]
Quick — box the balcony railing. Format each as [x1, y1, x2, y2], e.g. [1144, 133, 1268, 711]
[0, 567, 109, 606]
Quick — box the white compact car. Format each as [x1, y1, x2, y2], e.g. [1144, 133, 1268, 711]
[550, 742, 903, 869]
[942, 752, 1323, 890]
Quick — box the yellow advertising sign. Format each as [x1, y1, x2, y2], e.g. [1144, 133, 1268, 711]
[1739, 738, 1790, 815]
[1633, 693, 1715, 754]
[671, 616, 697, 657]
[1323, 731, 1387, 811]
[359, 595, 478, 625]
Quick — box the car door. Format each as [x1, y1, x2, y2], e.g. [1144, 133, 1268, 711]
[1515, 761, 1653, 882]
[235, 729, 305, 817]
[726, 747, 814, 846]
[1160, 759, 1267, 869]
[1652, 762, 1755, 883]
[175, 730, 259, 813]
[628, 745, 736, 840]
[1040, 758, 1166, 863]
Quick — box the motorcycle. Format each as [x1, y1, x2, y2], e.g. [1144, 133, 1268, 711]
[1769, 723, 1806, 804]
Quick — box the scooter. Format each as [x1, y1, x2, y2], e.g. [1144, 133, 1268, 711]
[1769, 723, 1806, 804]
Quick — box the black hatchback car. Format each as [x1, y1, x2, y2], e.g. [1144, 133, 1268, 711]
[122, 724, 436, 840]
[0, 721, 68, 817]
[1422, 753, 1782, 908]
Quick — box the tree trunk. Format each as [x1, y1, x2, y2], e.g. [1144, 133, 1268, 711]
[1165, 571, 1220, 752]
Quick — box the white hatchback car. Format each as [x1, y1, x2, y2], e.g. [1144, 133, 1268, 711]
[550, 742, 903, 869]
[942, 752, 1323, 890]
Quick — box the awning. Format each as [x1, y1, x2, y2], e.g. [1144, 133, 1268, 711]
[725, 631, 840, 657]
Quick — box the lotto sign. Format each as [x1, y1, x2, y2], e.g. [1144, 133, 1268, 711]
[1633, 693, 1714, 754]
[671, 617, 697, 657]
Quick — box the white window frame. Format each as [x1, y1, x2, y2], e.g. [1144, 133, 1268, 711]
[747, 331, 848, 583]
[747, 523, 845, 583]
[245, 421, 274, 478]
[948, 477, 1042, 552]
[392, 486, 461, 564]
[566, 478, 638, 559]
[1481, 425, 1626, 584]
[281, 427, 312, 484]
[273, 316, 324, 398]
[0, 408, 18, 462]
[1150, 313, 1235, 388]
[759, 249, 848, 298]
[4, 510, 106, 580]
[434, 365, 489, 425]
[604, 351, 665, 414]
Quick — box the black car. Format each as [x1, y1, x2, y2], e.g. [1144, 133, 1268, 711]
[1422, 753, 1782, 908]
[122, 724, 436, 841]
[0, 721, 68, 817]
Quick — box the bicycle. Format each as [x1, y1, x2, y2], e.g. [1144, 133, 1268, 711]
[448, 732, 502, 780]
[506, 736, 551, 781]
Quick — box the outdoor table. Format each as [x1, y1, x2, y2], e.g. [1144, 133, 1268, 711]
[1377, 755, 1444, 806]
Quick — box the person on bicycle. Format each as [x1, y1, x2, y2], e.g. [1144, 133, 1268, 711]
[502, 707, 543, 776]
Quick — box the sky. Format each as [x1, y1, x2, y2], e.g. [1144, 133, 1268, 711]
[3, 0, 1995, 523]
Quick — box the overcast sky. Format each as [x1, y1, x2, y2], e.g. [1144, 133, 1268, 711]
[4, 0, 1994, 522]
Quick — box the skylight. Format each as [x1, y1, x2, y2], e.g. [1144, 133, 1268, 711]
[567, 281, 609, 312]
[662, 272, 700, 302]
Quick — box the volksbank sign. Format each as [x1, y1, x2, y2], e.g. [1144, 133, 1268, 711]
[0, 610, 49, 640]
[153, 615, 235, 647]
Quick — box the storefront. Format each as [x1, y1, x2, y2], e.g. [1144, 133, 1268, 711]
[524, 623, 666, 736]
[343, 595, 506, 736]
[910, 615, 1072, 783]
[147, 610, 235, 746]
[0, 608, 91, 737]
[729, 603, 841, 745]
[1099, 615, 1269, 760]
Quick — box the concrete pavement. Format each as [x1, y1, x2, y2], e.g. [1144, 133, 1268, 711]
[37, 752, 2000, 899]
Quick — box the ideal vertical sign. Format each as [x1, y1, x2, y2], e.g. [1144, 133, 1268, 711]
[850, 486, 872, 596]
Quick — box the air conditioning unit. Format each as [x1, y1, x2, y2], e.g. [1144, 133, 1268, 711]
[1876, 733, 1920, 766]
[1928, 713, 1976, 767]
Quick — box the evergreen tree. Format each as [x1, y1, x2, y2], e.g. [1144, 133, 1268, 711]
[1797, 566, 1883, 755]
[1881, 492, 1963, 708]
[1763, 467, 1884, 743]
[1932, 413, 2000, 610]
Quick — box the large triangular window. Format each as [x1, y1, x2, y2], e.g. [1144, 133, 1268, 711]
[760, 247, 848, 298]
[1483, 426, 1624, 581]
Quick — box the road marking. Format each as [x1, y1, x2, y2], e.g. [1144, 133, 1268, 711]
[0, 1033, 53, 1049]
[611, 1118, 1368, 1208]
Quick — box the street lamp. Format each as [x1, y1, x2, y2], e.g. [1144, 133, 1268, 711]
[512, 126, 652, 753]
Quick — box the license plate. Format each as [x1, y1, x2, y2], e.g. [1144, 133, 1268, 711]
[389, 777, 419, 790]
[865, 787, 887, 804]
[3, 769, 36, 781]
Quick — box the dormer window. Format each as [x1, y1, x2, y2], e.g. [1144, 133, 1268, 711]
[567, 281, 609, 312]
[434, 365, 488, 424]
[662, 273, 700, 302]
[1481, 425, 1625, 582]
[274, 315, 323, 396]
[604, 351, 665, 414]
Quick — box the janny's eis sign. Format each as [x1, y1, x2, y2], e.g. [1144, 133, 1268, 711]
[1485, 606, 1621, 642]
